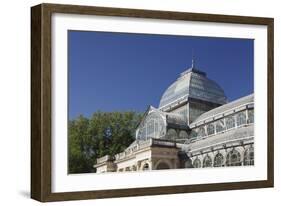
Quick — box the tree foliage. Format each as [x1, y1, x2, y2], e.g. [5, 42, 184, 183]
[68, 111, 142, 174]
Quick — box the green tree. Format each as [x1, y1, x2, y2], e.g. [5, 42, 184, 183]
[68, 111, 142, 174]
[68, 115, 93, 173]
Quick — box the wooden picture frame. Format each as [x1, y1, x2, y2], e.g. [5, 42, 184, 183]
[31, 3, 274, 202]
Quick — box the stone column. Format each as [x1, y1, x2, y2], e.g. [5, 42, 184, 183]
[136, 161, 141, 171]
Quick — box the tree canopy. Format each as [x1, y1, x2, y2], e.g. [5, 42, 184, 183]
[68, 111, 142, 174]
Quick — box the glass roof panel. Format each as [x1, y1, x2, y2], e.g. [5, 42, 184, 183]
[159, 68, 227, 108]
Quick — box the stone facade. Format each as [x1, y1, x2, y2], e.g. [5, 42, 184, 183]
[94, 139, 183, 173]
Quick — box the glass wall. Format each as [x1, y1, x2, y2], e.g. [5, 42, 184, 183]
[166, 128, 177, 140]
[244, 147, 254, 165]
[237, 111, 247, 126]
[189, 108, 253, 140]
[171, 105, 188, 120]
[179, 130, 188, 139]
[248, 109, 254, 123]
[207, 123, 215, 135]
[215, 119, 225, 133]
[226, 115, 235, 129]
[136, 112, 166, 140]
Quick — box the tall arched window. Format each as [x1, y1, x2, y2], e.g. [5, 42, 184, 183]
[214, 153, 224, 167]
[207, 123, 215, 136]
[136, 112, 166, 140]
[203, 155, 212, 167]
[226, 115, 235, 129]
[236, 111, 246, 126]
[226, 149, 241, 166]
[244, 147, 254, 166]
[193, 158, 201, 168]
[166, 128, 177, 140]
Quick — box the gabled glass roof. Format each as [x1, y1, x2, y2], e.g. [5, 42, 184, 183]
[159, 66, 227, 109]
[190, 94, 254, 127]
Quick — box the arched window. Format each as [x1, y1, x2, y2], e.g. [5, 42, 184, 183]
[166, 129, 177, 140]
[198, 126, 206, 138]
[226, 115, 235, 129]
[207, 123, 215, 136]
[193, 158, 201, 168]
[244, 147, 254, 166]
[226, 149, 241, 166]
[215, 119, 225, 133]
[156, 162, 170, 170]
[142, 163, 149, 171]
[136, 112, 166, 140]
[248, 109, 254, 123]
[179, 130, 188, 139]
[131, 165, 137, 171]
[237, 111, 246, 126]
[203, 155, 212, 167]
[214, 153, 224, 167]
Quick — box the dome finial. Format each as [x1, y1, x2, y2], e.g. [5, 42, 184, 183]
[191, 49, 195, 68]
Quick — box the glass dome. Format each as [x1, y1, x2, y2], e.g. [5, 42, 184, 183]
[159, 67, 227, 108]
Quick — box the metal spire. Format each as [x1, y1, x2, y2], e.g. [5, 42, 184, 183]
[191, 49, 195, 68]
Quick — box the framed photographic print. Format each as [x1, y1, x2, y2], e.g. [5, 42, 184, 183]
[31, 3, 274, 202]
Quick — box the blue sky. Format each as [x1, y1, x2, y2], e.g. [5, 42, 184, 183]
[68, 31, 254, 119]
